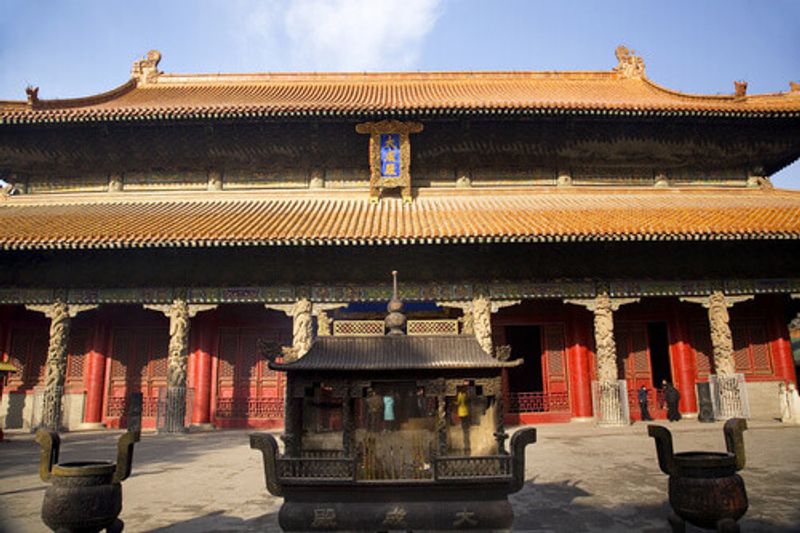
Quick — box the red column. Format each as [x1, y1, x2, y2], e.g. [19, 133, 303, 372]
[669, 301, 697, 416]
[769, 302, 797, 385]
[190, 314, 215, 426]
[566, 306, 593, 419]
[84, 319, 109, 426]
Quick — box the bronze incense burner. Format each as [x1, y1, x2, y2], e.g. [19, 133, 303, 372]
[35, 430, 140, 533]
[251, 275, 537, 531]
[648, 419, 748, 533]
[252, 427, 536, 531]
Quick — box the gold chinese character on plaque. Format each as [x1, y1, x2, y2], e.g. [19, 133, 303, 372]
[355, 120, 423, 203]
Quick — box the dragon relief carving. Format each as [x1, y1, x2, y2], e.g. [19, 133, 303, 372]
[460, 309, 474, 335]
[708, 291, 736, 377]
[316, 310, 332, 337]
[472, 296, 493, 355]
[593, 293, 618, 385]
[41, 301, 71, 430]
[789, 313, 800, 333]
[293, 298, 313, 358]
[167, 299, 190, 388]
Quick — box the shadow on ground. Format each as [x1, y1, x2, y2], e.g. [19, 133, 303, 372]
[0, 429, 268, 480]
[145, 510, 279, 533]
[510, 479, 798, 532]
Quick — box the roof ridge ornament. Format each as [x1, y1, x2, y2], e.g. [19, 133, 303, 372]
[25, 86, 39, 108]
[613, 45, 645, 79]
[131, 50, 162, 85]
[734, 80, 748, 98]
[385, 270, 406, 336]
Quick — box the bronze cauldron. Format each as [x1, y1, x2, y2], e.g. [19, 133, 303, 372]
[35, 430, 140, 533]
[648, 419, 748, 533]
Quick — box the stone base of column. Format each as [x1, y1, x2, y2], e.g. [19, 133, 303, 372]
[570, 416, 595, 423]
[717, 375, 745, 420]
[681, 412, 698, 419]
[76, 422, 107, 430]
[597, 383, 627, 427]
[189, 423, 215, 432]
[161, 386, 188, 434]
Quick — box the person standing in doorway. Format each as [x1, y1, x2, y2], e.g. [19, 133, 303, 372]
[366, 389, 383, 432]
[383, 393, 396, 431]
[638, 385, 653, 421]
[664, 381, 682, 422]
[457, 381, 471, 454]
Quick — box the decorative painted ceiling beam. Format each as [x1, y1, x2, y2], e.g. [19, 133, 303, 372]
[0, 278, 798, 306]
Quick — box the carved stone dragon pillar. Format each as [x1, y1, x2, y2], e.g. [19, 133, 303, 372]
[566, 293, 637, 426]
[707, 292, 737, 377]
[593, 293, 624, 426]
[26, 301, 97, 431]
[39, 302, 70, 432]
[266, 299, 344, 361]
[145, 300, 215, 433]
[166, 299, 190, 433]
[682, 291, 752, 419]
[472, 296, 493, 355]
[440, 298, 519, 356]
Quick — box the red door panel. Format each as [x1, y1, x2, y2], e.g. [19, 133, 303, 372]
[616, 323, 665, 419]
[542, 324, 568, 394]
[106, 328, 168, 428]
[214, 327, 288, 427]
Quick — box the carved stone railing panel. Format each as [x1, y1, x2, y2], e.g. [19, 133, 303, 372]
[105, 395, 160, 419]
[215, 397, 285, 419]
[507, 392, 570, 414]
[710, 374, 750, 420]
[333, 320, 385, 337]
[406, 319, 459, 336]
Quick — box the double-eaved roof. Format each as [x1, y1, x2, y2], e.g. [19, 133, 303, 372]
[1, 47, 799, 124]
[0, 187, 799, 250]
[1, 47, 799, 250]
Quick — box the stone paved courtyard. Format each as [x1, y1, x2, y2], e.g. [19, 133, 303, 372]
[1, 420, 798, 532]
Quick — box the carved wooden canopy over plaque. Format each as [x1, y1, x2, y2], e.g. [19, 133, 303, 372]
[356, 120, 423, 203]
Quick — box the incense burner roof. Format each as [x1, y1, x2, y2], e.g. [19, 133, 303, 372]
[2, 47, 799, 125]
[0, 187, 798, 250]
[270, 335, 518, 371]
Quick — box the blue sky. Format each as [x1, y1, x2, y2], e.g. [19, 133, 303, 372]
[1, 0, 798, 187]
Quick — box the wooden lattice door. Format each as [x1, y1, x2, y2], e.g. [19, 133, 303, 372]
[617, 323, 652, 388]
[615, 323, 665, 418]
[731, 320, 774, 376]
[107, 328, 168, 427]
[541, 325, 567, 393]
[6, 327, 48, 392]
[540, 324, 570, 412]
[215, 327, 287, 423]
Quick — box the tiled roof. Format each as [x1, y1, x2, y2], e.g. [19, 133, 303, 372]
[0, 187, 798, 250]
[271, 335, 519, 371]
[2, 51, 799, 124]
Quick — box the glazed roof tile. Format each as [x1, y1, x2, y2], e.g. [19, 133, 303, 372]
[2, 48, 799, 124]
[270, 335, 520, 371]
[0, 187, 798, 250]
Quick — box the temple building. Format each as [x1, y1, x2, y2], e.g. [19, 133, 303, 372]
[0, 46, 799, 432]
